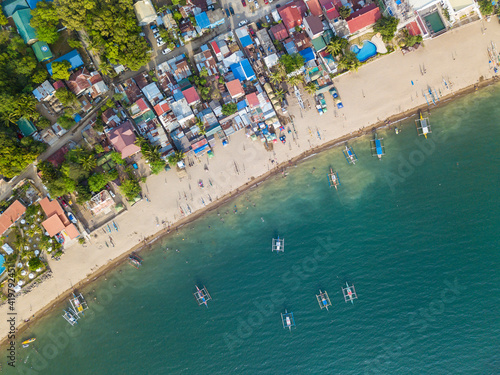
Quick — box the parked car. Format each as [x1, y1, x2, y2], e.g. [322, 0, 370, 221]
[139, 32, 145, 36]
[229, 6, 235, 15]
[255, 2, 259, 9]
[265, 15, 271, 23]
[207, 4, 215, 10]
[238, 20, 248, 27]
[150, 24, 157, 30]
[162, 48, 170, 55]
[225, 8, 230, 17]
[241, 0, 246, 6]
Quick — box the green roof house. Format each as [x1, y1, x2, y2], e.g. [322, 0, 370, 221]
[16, 117, 37, 137]
[31, 41, 53, 62]
[1, 0, 29, 17]
[12, 8, 37, 44]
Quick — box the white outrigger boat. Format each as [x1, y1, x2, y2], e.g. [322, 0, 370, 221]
[62, 308, 79, 326]
[272, 236, 284, 253]
[327, 168, 340, 190]
[194, 285, 212, 307]
[281, 309, 295, 331]
[342, 282, 358, 304]
[342, 145, 358, 165]
[70, 293, 89, 316]
[316, 290, 332, 310]
[415, 111, 431, 138]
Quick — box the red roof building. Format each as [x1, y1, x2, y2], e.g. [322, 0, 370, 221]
[107, 120, 141, 159]
[66, 68, 92, 96]
[39, 197, 79, 240]
[246, 92, 260, 108]
[406, 21, 421, 36]
[270, 23, 289, 41]
[0, 200, 25, 236]
[346, 4, 381, 34]
[278, 4, 304, 31]
[154, 100, 171, 116]
[226, 79, 244, 99]
[182, 86, 201, 105]
[52, 80, 65, 90]
[305, 0, 323, 16]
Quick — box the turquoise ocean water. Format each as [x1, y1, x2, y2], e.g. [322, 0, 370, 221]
[3, 86, 500, 374]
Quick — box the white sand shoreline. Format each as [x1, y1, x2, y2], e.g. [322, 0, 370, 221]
[2, 19, 500, 346]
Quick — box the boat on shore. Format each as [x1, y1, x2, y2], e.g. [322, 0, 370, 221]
[327, 168, 340, 190]
[370, 132, 385, 160]
[342, 145, 358, 165]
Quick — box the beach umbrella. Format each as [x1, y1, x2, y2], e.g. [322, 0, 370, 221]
[34, 250, 40, 256]
[17, 280, 24, 286]
[20, 220, 26, 224]
[28, 273, 34, 279]
[21, 270, 27, 276]
[17, 263, 23, 268]
[36, 268, 42, 272]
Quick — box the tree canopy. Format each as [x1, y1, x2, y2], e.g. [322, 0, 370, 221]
[55, 0, 150, 71]
[30, 2, 60, 44]
[222, 103, 237, 116]
[88, 170, 118, 192]
[279, 53, 305, 74]
[373, 16, 399, 43]
[338, 6, 351, 19]
[0, 132, 47, 178]
[51, 61, 72, 80]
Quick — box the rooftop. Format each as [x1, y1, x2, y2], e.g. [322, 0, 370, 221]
[107, 121, 141, 159]
[46, 50, 84, 75]
[304, 15, 323, 35]
[270, 23, 289, 41]
[0, 200, 26, 236]
[278, 4, 303, 31]
[346, 4, 381, 34]
[226, 79, 244, 98]
[182, 86, 201, 105]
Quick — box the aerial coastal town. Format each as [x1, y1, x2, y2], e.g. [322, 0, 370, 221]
[0, 0, 496, 340]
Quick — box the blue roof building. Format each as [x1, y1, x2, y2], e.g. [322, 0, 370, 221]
[195, 12, 211, 29]
[46, 49, 84, 75]
[26, 0, 52, 9]
[230, 59, 256, 82]
[239, 35, 253, 48]
[299, 47, 316, 62]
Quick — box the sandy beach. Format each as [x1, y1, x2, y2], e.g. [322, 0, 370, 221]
[2, 19, 500, 345]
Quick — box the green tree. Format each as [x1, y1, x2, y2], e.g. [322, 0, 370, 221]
[120, 178, 141, 200]
[270, 70, 285, 86]
[326, 36, 349, 58]
[76, 183, 92, 204]
[78, 154, 97, 172]
[36, 117, 51, 129]
[167, 151, 185, 166]
[478, 0, 494, 15]
[173, 11, 183, 22]
[0, 12, 8, 26]
[338, 6, 351, 19]
[150, 159, 165, 175]
[274, 89, 285, 102]
[67, 38, 82, 49]
[279, 54, 305, 74]
[398, 29, 423, 48]
[222, 103, 238, 116]
[51, 61, 72, 80]
[88, 170, 118, 192]
[286, 74, 304, 87]
[30, 2, 60, 44]
[55, 88, 79, 107]
[58, 113, 76, 130]
[304, 83, 316, 95]
[374, 16, 399, 43]
[46, 176, 76, 196]
[338, 51, 361, 72]
[32, 69, 49, 85]
[196, 117, 206, 135]
[28, 256, 43, 271]
[109, 151, 124, 165]
[0, 132, 46, 178]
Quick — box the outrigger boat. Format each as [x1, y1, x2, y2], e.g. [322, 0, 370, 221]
[370, 132, 385, 160]
[415, 111, 431, 138]
[342, 282, 358, 304]
[62, 308, 79, 326]
[342, 145, 358, 165]
[316, 290, 332, 311]
[22, 338, 36, 348]
[281, 309, 296, 331]
[194, 285, 212, 307]
[272, 236, 284, 252]
[327, 168, 340, 190]
[69, 293, 88, 316]
[128, 252, 143, 269]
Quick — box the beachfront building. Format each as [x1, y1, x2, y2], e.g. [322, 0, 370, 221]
[39, 197, 80, 241]
[345, 4, 382, 36]
[87, 190, 115, 216]
[278, 1, 306, 34]
[107, 120, 141, 159]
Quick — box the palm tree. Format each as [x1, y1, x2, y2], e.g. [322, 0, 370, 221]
[326, 36, 349, 58]
[99, 62, 113, 76]
[196, 117, 206, 135]
[274, 89, 285, 102]
[167, 151, 185, 166]
[287, 74, 304, 87]
[304, 83, 316, 96]
[79, 154, 97, 172]
[270, 71, 284, 86]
